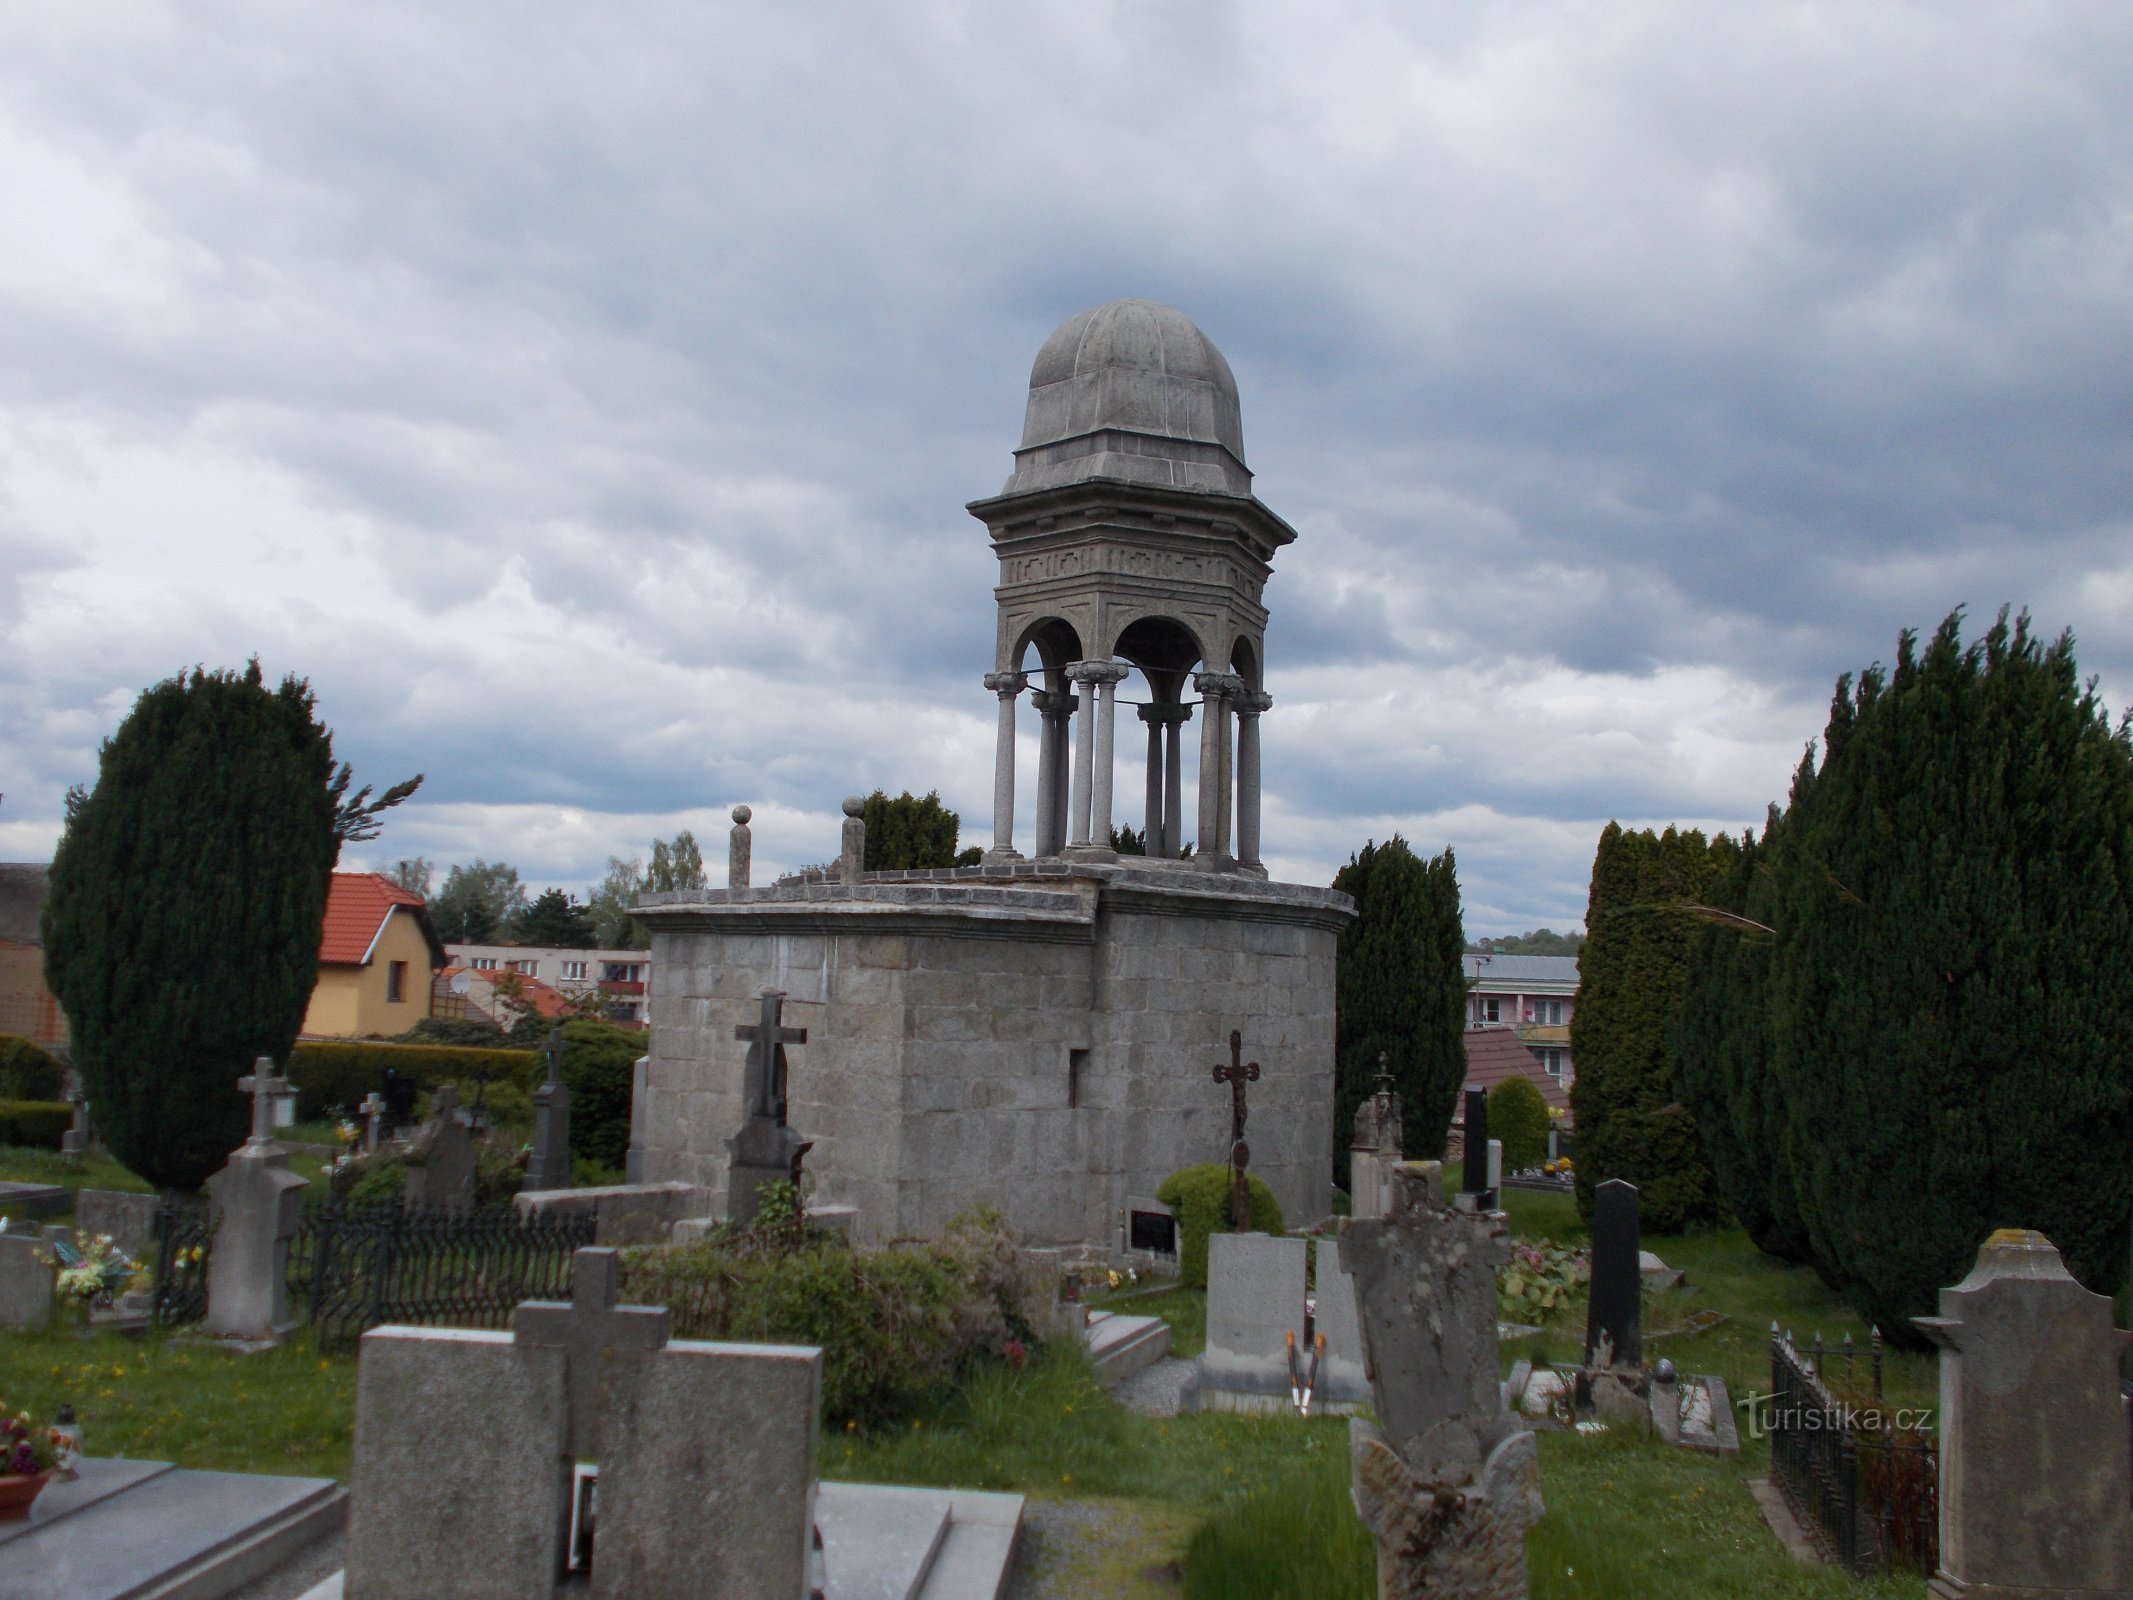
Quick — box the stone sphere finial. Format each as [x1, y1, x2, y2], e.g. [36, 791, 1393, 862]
[842, 796, 866, 818]
[731, 804, 752, 825]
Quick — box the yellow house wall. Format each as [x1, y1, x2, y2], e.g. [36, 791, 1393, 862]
[301, 909, 437, 1038]
[0, 941, 69, 1049]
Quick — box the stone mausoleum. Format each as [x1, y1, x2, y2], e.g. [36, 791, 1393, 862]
[631, 300, 1353, 1248]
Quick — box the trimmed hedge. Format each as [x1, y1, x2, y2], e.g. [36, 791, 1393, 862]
[288, 1042, 541, 1121]
[1156, 1163, 1286, 1290]
[0, 1036, 65, 1102]
[1488, 1076, 1551, 1174]
[0, 1099, 72, 1149]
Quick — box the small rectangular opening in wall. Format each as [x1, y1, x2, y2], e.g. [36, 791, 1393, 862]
[1068, 1047, 1090, 1109]
[1129, 1210, 1177, 1255]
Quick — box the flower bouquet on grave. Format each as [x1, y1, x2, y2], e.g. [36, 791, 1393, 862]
[41, 1233, 145, 1315]
[0, 1406, 62, 1516]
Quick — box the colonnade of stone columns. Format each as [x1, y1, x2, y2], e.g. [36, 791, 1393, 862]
[984, 661, 1269, 869]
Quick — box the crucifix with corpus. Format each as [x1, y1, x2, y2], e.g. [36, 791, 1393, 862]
[726, 988, 814, 1224]
[1211, 1029, 1261, 1229]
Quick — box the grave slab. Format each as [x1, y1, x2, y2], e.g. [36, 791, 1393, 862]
[0, 1181, 68, 1220]
[0, 1457, 172, 1547]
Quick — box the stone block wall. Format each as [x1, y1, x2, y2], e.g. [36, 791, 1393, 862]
[635, 861, 1349, 1248]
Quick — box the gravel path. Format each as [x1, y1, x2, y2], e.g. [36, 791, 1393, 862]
[1109, 1355, 1195, 1418]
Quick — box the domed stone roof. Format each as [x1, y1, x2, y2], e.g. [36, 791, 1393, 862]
[1003, 299, 1252, 496]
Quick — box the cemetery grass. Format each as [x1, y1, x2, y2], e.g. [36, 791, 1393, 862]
[0, 1143, 339, 1219]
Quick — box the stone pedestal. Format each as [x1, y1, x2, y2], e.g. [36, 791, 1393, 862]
[204, 1147, 307, 1342]
[1916, 1228, 2133, 1599]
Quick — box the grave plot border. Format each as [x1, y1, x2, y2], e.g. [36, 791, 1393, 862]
[1768, 1327, 1937, 1577]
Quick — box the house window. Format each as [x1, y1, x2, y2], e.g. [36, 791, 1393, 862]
[509, 959, 539, 977]
[1538, 1000, 1563, 1025]
[1540, 1049, 1564, 1077]
[561, 960, 588, 981]
[387, 961, 407, 1003]
[470, 957, 498, 972]
[1476, 997, 1500, 1024]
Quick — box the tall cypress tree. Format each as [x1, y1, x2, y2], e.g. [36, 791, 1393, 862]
[45, 665, 352, 1191]
[1569, 822, 1730, 1232]
[1771, 610, 2133, 1338]
[1331, 837, 1466, 1182]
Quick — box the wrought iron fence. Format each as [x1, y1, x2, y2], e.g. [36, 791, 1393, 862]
[290, 1199, 596, 1352]
[149, 1194, 212, 1328]
[1768, 1327, 1938, 1576]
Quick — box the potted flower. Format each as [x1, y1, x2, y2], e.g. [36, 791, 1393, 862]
[0, 1407, 62, 1516]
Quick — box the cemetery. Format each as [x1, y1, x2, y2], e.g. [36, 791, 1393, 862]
[3, 301, 2131, 1600]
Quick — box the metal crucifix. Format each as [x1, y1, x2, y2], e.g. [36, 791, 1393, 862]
[1211, 1029, 1261, 1228]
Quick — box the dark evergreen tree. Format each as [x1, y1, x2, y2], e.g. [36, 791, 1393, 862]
[1331, 837, 1466, 1184]
[861, 790, 963, 871]
[1770, 610, 2133, 1339]
[42, 664, 390, 1191]
[517, 889, 598, 948]
[1569, 822, 1730, 1232]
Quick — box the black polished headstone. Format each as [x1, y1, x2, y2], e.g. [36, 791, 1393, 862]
[1584, 1177, 1642, 1369]
[1462, 1087, 1494, 1207]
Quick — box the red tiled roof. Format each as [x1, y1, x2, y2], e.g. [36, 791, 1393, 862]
[1458, 1027, 1572, 1122]
[318, 873, 446, 968]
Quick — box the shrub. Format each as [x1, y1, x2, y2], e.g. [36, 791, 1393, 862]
[0, 1037, 65, 1102]
[556, 1020, 640, 1170]
[1156, 1164, 1285, 1290]
[395, 1017, 506, 1048]
[287, 1041, 540, 1121]
[617, 1207, 1030, 1426]
[0, 1100, 71, 1149]
[1488, 1076, 1550, 1173]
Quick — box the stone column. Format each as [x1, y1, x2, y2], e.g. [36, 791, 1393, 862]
[982, 670, 1028, 860]
[1164, 705, 1189, 856]
[839, 796, 866, 883]
[1193, 671, 1241, 864]
[1066, 662, 1101, 848]
[1139, 704, 1165, 852]
[1234, 689, 1272, 871]
[727, 804, 752, 891]
[1072, 662, 1129, 855]
[1031, 688, 1076, 856]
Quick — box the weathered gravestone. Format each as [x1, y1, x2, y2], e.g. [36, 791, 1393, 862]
[346, 1245, 822, 1600]
[356, 1091, 386, 1154]
[0, 1225, 60, 1329]
[1915, 1228, 2133, 1600]
[61, 1090, 91, 1156]
[1349, 1055, 1402, 1220]
[1311, 1240, 1371, 1413]
[525, 1025, 574, 1193]
[728, 989, 813, 1225]
[1340, 1161, 1542, 1599]
[1193, 1231, 1306, 1412]
[402, 1085, 477, 1212]
[204, 1058, 308, 1343]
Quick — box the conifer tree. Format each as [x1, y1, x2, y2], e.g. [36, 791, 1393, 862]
[1569, 822, 1730, 1232]
[1770, 610, 2133, 1336]
[43, 664, 412, 1191]
[1331, 837, 1466, 1183]
[861, 790, 963, 871]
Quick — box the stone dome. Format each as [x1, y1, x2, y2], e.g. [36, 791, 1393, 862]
[1003, 299, 1252, 496]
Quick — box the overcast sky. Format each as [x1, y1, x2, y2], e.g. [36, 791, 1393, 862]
[3, 3, 2130, 937]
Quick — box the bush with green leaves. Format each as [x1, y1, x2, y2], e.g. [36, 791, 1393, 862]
[0, 1100, 71, 1149]
[287, 1041, 540, 1121]
[617, 1204, 1033, 1426]
[1497, 1240, 1589, 1324]
[1155, 1163, 1286, 1290]
[554, 1020, 640, 1169]
[0, 1037, 65, 1102]
[1488, 1075, 1551, 1174]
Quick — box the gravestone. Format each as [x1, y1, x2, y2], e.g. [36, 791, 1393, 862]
[1584, 1177, 1641, 1370]
[0, 1226, 58, 1329]
[1349, 1055, 1402, 1220]
[347, 1254, 824, 1600]
[727, 990, 813, 1225]
[1192, 1231, 1306, 1412]
[74, 1189, 159, 1258]
[61, 1091, 91, 1156]
[1340, 1161, 1541, 1597]
[402, 1085, 477, 1213]
[625, 1055, 650, 1184]
[1460, 1086, 1494, 1209]
[526, 1026, 574, 1192]
[203, 1058, 308, 1342]
[1310, 1241, 1371, 1411]
[380, 1067, 418, 1132]
[357, 1092, 387, 1154]
[1915, 1228, 2133, 1599]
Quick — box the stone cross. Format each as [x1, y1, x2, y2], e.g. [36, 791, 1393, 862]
[512, 1247, 671, 1458]
[237, 1056, 293, 1144]
[61, 1091, 90, 1157]
[1211, 1029, 1261, 1229]
[727, 989, 814, 1223]
[358, 1092, 387, 1153]
[526, 1025, 574, 1192]
[736, 989, 808, 1124]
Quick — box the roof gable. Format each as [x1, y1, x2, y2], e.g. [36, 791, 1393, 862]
[319, 873, 446, 968]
